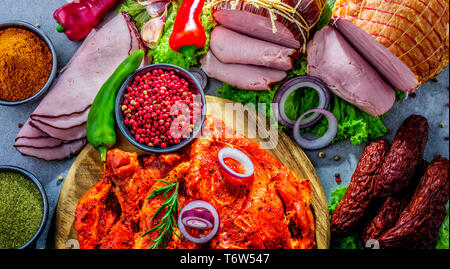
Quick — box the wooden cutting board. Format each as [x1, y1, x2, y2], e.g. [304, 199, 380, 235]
[54, 95, 330, 249]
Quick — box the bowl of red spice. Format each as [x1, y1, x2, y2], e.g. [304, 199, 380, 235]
[115, 64, 207, 153]
[0, 21, 57, 106]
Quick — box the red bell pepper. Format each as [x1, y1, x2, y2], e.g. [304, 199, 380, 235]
[169, 0, 206, 52]
[54, 0, 117, 41]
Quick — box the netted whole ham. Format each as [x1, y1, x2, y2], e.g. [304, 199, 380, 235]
[211, 0, 327, 52]
[332, 0, 449, 92]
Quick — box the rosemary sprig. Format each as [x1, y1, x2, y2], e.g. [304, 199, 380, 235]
[141, 179, 183, 249]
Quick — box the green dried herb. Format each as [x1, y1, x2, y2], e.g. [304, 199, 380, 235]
[0, 172, 43, 249]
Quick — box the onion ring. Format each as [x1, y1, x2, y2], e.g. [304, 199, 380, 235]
[178, 200, 220, 244]
[293, 108, 338, 150]
[189, 67, 208, 90]
[218, 147, 254, 178]
[181, 208, 215, 230]
[273, 76, 330, 129]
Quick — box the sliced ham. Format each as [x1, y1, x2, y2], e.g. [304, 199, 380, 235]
[29, 12, 143, 121]
[14, 120, 65, 148]
[14, 12, 144, 161]
[212, 0, 326, 50]
[30, 120, 87, 141]
[307, 26, 395, 117]
[30, 107, 90, 130]
[15, 120, 49, 140]
[14, 136, 65, 149]
[200, 51, 287, 90]
[332, 0, 449, 91]
[210, 26, 295, 71]
[15, 139, 87, 161]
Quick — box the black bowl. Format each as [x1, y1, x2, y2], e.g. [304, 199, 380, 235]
[0, 21, 58, 106]
[115, 64, 207, 153]
[0, 166, 49, 249]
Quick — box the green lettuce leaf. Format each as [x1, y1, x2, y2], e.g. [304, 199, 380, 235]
[119, 0, 151, 30]
[434, 202, 449, 249]
[316, 0, 337, 30]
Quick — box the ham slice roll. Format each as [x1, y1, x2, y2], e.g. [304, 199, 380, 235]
[210, 26, 296, 71]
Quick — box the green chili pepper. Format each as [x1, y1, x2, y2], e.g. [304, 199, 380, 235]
[87, 49, 145, 162]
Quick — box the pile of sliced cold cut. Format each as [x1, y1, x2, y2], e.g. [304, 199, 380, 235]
[308, 0, 449, 117]
[201, 0, 326, 90]
[331, 115, 449, 249]
[14, 13, 144, 161]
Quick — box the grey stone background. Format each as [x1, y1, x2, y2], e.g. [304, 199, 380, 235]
[1, 0, 448, 248]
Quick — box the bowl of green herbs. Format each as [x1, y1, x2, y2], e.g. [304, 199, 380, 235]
[0, 166, 48, 249]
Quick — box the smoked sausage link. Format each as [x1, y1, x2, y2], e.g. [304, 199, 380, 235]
[374, 115, 428, 197]
[361, 160, 428, 244]
[331, 140, 390, 236]
[378, 156, 449, 249]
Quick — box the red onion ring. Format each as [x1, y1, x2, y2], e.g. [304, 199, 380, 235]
[293, 108, 338, 150]
[181, 208, 214, 230]
[189, 67, 208, 90]
[273, 76, 330, 129]
[178, 200, 220, 244]
[218, 147, 254, 178]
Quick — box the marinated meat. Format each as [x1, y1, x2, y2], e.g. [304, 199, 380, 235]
[76, 116, 316, 249]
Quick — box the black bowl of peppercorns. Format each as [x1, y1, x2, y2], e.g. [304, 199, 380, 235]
[115, 64, 207, 153]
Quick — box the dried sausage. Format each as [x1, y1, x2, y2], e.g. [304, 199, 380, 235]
[378, 156, 449, 249]
[331, 140, 389, 236]
[374, 115, 428, 197]
[361, 160, 428, 244]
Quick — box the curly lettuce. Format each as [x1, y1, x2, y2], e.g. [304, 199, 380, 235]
[119, 0, 151, 30]
[434, 202, 449, 249]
